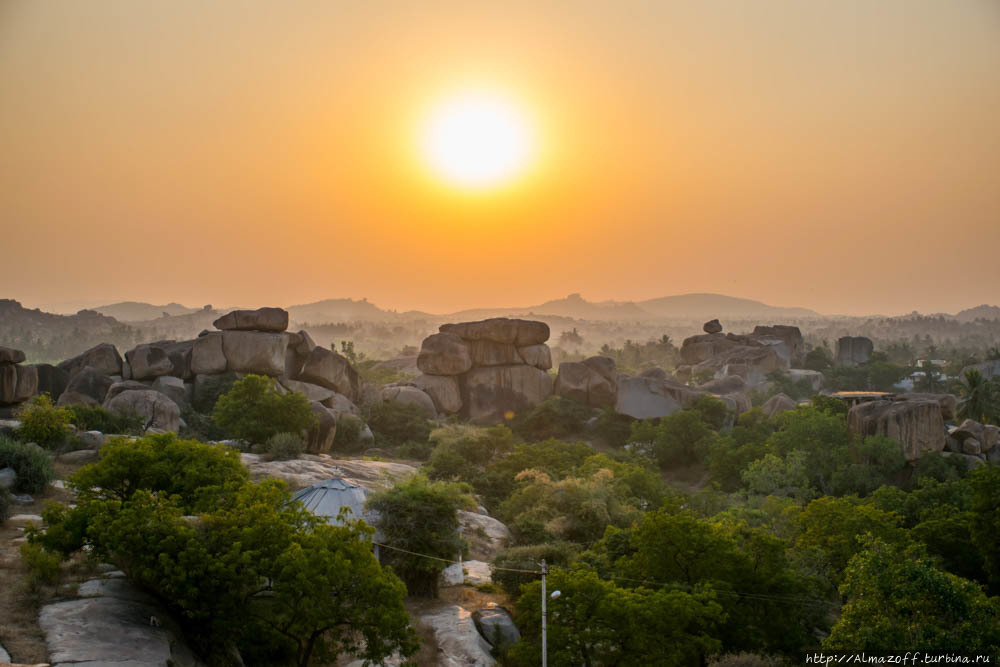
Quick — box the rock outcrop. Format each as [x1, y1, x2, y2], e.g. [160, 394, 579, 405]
[410, 318, 554, 422]
[39, 574, 201, 667]
[57, 342, 123, 378]
[752, 325, 805, 365]
[553, 356, 618, 408]
[897, 392, 958, 421]
[0, 348, 38, 406]
[241, 452, 417, 491]
[836, 336, 874, 367]
[677, 330, 789, 387]
[104, 389, 181, 433]
[847, 399, 945, 461]
[762, 393, 797, 418]
[58, 366, 113, 406]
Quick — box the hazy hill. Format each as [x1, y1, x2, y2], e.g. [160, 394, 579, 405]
[954, 304, 1000, 322]
[637, 293, 818, 319]
[286, 298, 434, 325]
[94, 301, 200, 321]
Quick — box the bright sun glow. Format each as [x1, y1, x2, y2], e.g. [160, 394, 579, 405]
[420, 90, 536, 189]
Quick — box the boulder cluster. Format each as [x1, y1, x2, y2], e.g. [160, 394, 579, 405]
[675, 322, 804, 386]
[39, 307, 367, 453]
[399, 318, 554, 423]
[835, 336, 874, 366]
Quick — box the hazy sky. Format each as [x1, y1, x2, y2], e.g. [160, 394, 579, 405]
[2, 1, 998, 316]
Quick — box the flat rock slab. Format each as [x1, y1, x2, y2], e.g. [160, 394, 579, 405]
[39, 576, 201, 667]
[241, 453, 417, 491]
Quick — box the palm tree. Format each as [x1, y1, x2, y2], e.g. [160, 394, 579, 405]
[957, 369, 996, 424]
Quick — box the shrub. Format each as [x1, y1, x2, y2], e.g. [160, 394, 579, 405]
[265, 432, 305, 461]
[510, 396, 594, 441]
[331, 415, 364, 452]
[66, 403, 144, 435]
[367, 476, 473, 597]
[20, 542, 62, 586]
[0, 435, 55, 493]
[213, 374, 317, 444]
[14, 394, 71, 448]
[592, 407, 634, 448]
[367, 400, 432, 449]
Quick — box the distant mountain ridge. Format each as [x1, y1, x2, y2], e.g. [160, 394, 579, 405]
[86, 292, 822, 324]
[954, 304, 1000, 322]
[94, 301, 200, 321]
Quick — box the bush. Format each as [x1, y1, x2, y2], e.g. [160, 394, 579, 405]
[331, 415, 364, 452]
[66, 403, 144, 435]
[0, 435, 55, 493]
[592, 407, 634, 447]
[367, 476, 473, 597]
[213, 374, 317, 444]
[265, 432, 305, 461]
[510, 396, 594, 441]
[367, 400, 432, 449]
[20, 542, 62, 586]
[14, 394, 71, 448]
[630, 410, 715, 468]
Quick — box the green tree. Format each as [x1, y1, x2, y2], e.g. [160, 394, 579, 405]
[957, 368, 998, 424]
[366, 476, 472, 597]
[508, 567, 723, 667]
[825, 537, 1000, 654]
[794, 496, 907, 574]
[213, 374, 317, 444]
[969, 464, 1000, 592]
[33, 445, 417, 666]
[630, 410, 715, 468]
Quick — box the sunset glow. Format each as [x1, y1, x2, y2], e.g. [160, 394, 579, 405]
[419, 90, 536, 189]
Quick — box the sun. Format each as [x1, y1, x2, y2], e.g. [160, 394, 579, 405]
[420, 89, 536, 189]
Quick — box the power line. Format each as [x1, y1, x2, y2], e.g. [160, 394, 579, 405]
[370, 541, 839, 609]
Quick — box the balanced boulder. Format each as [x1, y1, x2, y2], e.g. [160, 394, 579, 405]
[440, 318, 549, 346]
[213, 307, 289, 332]
[703, 319, 722, 334]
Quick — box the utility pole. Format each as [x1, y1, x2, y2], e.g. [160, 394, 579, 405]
[541, 558, 548, 667]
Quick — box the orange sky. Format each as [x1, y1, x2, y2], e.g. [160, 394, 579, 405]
[1, 1, 998, 316]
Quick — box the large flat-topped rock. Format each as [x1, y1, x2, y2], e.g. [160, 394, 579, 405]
[847, 399, 945, 461]
[418, 333, 473, 376]
[213, 307, 289, 332]
[440, 318, 549, 346]
[0, 346, 26, 364]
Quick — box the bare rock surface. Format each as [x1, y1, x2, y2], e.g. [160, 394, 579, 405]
[847, 399, 945, 461]
[762, 393, 797, 418]
[57, 343, 123, 378]
[241, 453, 417, 491]
[38, 575, 202, 667]
[457, 510, 511, 560]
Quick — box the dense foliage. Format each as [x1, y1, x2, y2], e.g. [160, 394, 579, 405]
[366, 476, 472, 597]
[0, 434, 55, 493]
[14, 394, 71, 448]
[64, 403, 144, 435]
[29, 433, 417, 666]
[213, 374, 316, 444]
